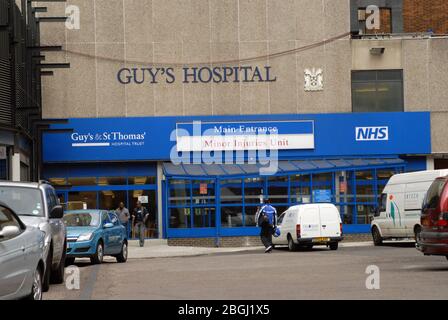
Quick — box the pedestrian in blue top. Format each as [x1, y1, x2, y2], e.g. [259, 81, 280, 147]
[256, 199, 278, 253]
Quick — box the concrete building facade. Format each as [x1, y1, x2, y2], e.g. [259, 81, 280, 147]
[37, 0, 448, 244]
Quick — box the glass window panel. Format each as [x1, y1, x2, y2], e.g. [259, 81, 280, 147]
[221, 179, 243, 204]
[335, 172, 348, 204]
[356, 204, 375, 224]
[377, 70, 402, 81]
[356, 171, 376, 203]
[352, 70, 403, 113]
[267, 176, 289, 204]
[129, 176, 156, 185]
[244, 206, 259, 227]
[169, 208, 190, 228]
[67, 177, 97, 186]
[68, 191, 97, 210]
[129, 190, 157, 238]
[97, 177, 127, 186]
[352, 71, 377, 82]
[312, 173, 333, 203]
[193, 207, 216, 228]
[352, 82, 378, 112]
[273, 205, 289, 218]
[169, 179, 191, 205]
[221, 206, 244, 228]
[192, 180, 215, 205]
[376, 81, 403, 111]
[342, 205, 355, 224]
[290, 174, 311, 204]
[377, 169, 395, 195]
[99, 190, 127, 211]
[346, 171, 356, 203]
[244, 178, 264, 204]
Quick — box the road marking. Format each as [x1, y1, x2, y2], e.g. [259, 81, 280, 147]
[79, 264, 100, 300]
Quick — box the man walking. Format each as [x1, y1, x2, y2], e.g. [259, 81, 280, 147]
[256, 199, 277, 253]
[116, 202, 130, 238]
[132, 201, 149, 247]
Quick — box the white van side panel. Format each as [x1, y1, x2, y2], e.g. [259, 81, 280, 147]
[299, 206, 321, 238]
[319, 205, 342, 238]
[375, 170, 448, 239]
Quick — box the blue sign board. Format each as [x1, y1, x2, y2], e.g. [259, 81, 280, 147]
[313, 190, 333, 203]
[42, 112, 431, 163]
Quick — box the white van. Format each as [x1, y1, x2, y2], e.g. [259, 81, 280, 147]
[371, 169, 448, 245]
[273, 204, 343, 251]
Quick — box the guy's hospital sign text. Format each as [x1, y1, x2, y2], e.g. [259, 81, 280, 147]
[117, 66, 277, 84]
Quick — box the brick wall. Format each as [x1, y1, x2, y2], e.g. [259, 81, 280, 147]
[365, 8, 393, 34]
[403, 0, 448, 34]
[168, 234, 372, 248]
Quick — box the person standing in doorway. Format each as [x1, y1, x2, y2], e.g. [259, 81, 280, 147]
[256, 199, 278, 253]
[116, 202, 130, 238]
[132, 201, 149, 247]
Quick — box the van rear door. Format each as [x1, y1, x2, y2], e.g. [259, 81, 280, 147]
[300, 206, 321, 239]
[319, 205, 341, 238]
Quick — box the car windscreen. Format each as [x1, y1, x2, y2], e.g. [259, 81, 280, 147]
[63, 212, 100, 227]
[0, 187, 44, 217]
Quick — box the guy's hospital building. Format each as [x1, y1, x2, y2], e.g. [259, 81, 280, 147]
[28, 0, 448, 245]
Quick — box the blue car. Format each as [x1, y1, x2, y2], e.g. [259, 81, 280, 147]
[63, 210, 128, 265]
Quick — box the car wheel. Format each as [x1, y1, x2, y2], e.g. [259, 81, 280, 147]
[50, 241, 66, 284]
[91, 241, 104, 265]
[27, 267, 43, 300]
[116, 241, 128, 263]
[372, 227, 383, 246]
[65, 257, 76, 266]
[329, 242, 339, 251]
[42, 248, 51, 292]
[288, 236, 298, 252]
[446, 256, 448, 261]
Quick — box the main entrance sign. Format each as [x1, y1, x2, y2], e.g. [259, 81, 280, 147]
[175, 121, 315, 152]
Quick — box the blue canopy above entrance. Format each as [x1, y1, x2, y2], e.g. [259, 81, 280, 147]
[162, 158, 406, 178]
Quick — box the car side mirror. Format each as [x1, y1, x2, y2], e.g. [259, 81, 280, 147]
[103, 223, 114, 229]
[0, 226, 21, 239]
[50, 205, 64, 219]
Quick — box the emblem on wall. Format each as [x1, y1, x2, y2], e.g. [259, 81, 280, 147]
[304, 68, 323, 91]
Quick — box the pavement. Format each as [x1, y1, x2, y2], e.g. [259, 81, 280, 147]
[127, 239, 381, 259]
[42, 239, 448, 300]
[127, 239, 263, 259]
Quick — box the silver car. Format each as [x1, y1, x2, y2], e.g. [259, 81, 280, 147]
[0, 181, 66, 292]
[0, 202, 46, 300]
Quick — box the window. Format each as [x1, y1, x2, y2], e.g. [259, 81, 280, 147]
[352, 70, 403, 112]
[379, 193, 387, 212]
[0, 187, 44, 217]
[0, 205, 23, 241]
[109, 212, 120, 226]
[68, 191, 97, 210]
[424, 179, 447, 209]
[277, 212, 286, 225]
[102, 211, 111, 225]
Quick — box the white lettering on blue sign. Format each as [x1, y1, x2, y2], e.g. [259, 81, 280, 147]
[355, 127, 389, 141]
[70, 131, 146, 148]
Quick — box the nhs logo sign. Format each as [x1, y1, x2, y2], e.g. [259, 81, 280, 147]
[356, 127, 389, 141]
